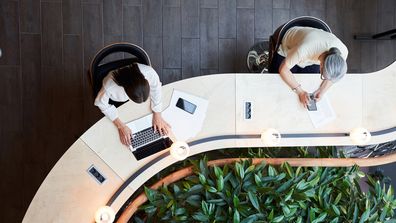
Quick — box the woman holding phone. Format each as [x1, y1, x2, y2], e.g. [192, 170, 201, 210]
[269, 26, 348, 108]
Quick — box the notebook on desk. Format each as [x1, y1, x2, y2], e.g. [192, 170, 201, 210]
[126, 115, 173, 160]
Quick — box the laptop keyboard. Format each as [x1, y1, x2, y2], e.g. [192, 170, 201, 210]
[131, 127, 162, 150]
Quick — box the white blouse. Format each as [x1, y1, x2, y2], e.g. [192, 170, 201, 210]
[94, 63, 162, 121]
[278, 26, 348, 69]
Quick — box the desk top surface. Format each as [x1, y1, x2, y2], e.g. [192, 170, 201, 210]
[23, 62, 396, 223]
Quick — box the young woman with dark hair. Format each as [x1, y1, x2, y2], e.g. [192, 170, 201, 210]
[95, 63, 170, 146]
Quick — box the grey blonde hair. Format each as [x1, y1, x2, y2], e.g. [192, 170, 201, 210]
[323, 47, 347, 83]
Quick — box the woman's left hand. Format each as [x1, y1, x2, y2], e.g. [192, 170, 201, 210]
[152, 112, 171, 135]
[314, 80, 333, 102]
[313, 90, 323, 101]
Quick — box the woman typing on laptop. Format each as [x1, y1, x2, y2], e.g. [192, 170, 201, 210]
[94, 63, 170, 146]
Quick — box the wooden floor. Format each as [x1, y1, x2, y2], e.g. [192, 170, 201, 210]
[0, 0, 395, 221]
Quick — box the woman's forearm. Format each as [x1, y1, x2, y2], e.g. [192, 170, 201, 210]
[318, 80, 333, 94]
[113, 118, 124, 129]
[279, 61, 300, 90]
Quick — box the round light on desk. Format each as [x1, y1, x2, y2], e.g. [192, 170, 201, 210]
[94, 206, 115, 223]
[261, 128, 281, 146]
[350, 127, 371, 145]
[170, 141, 190, 160]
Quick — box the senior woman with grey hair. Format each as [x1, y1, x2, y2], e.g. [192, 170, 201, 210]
[269, 26, 348, 108]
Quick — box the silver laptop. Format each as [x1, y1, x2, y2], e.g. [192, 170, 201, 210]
[126, 115, 172, 160]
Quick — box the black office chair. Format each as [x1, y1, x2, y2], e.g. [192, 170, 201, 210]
[89, 42, 151, 107]
[268, 16, 332, 69]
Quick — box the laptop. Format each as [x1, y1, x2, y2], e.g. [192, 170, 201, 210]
[126, 115, 173, 160]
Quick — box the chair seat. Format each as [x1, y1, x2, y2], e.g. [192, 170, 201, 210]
[268, 16, 332, 70]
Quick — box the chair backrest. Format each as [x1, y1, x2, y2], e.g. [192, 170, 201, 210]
[274, 16, 332, 52]
[89, 43, 151, 99]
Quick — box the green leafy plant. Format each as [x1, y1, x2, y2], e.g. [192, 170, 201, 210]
[133, 157, 396, 223]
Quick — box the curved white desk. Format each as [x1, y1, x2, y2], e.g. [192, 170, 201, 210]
[23, 62, 396, 222]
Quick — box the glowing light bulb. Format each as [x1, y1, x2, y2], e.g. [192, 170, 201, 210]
[350, 127, 371, 145]
[94, 206, 115, 223]
[101, 213, 109, 221]
[261, 128, 281, 146]
[170, 141, 190, 160]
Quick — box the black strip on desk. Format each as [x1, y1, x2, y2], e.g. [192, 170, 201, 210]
[132, 137, 173, 160]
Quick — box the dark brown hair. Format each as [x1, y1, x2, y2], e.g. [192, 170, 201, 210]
[112, 63, 150, 103]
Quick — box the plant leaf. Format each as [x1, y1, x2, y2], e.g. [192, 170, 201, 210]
[241, 214, 258, 223]
[214, 165, 223, 178]
[199, 173, 206, 185]
[173, 184, 180, 195]
[276, 179, 293, 193]
[235, 163, 245, 179]
[245, 164, 255, 174]
[304, 188, 316, 198]
[331, 204, 340, 216]
[295, 166, 302, 177]
[217, 175, 224, 191]
[186, 195, 201, 207]
[254, 174, 262, 186]
[199, 158, 208, 176]
[166, 199, 174, 208]
[309, 208, 315, 222]
[380, 206, 389, 221]
[308, 173, 320, 187]
[188, 184, 203, 194]
[359, 209, 370, 223]
[284, 188, 294, 202]
[133, 216, 145, 223]
[296, 180, 310, 191]
[352, 204, 358, 223]
[334, 192, 342, 205]
[175, 207, 186, 216]
[248, 191, 260, 211]
[282, 205, 290, 216]
[268, 209, 274, 221]
[207, 186, 217, 193]
[312, 213, 327, 223]
[366, 175, 376, 187]
[207, 199, 226, 206]
[272, 215, 284, 223]
[233, 194, 240, 208]
[201, 200, 209, 215]
[283, 162, 294, 177]
[233, 210, 240, 223]
[193, 212, 209, 222]
[144, 186, 156, 202]
[268, 165, 276, 177]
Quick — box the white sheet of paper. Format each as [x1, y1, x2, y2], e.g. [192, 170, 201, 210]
[162, 90, 209, 141]
[307, 95, 336, 128]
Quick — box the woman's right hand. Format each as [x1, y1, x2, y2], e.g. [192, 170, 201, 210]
[118, 124, 132, 146]
[297, 90, 310, 108]
[113, 118, 132, 146]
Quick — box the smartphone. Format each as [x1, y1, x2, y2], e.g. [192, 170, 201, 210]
[307, 94, 317, 111]
[176, 98, 197, 114]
